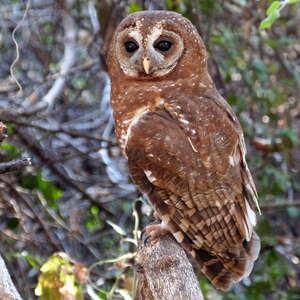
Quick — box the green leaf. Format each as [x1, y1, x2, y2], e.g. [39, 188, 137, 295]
[259, 11, 280, 29]
[287, 0, 300, 3]
[20, 172, 63, 208]
[17, 252, 41, 268]
[0, 143, 21, 160]
[127, 2, 142, 13]
[90, 205, 99, 215]
[84, 216, 102, 232]
[279, 127, 300, 147]
[266, 1, 281, 15]
[198, 0, 216, 14]
[210, 35, 225, 45]
[97, 290, 108, 300]
[7, 217, 19, 230]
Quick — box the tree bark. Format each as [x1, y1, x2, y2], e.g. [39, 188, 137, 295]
[134, 234, 204, 300]
[0, 254, 23, 300]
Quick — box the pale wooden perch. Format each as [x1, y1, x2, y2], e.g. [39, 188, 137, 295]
[134, 234, 204, 300]
[0, 255, 23, 300]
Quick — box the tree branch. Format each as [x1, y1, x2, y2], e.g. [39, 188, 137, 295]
[40, 3, 77, 108]
[134, 235, 204, 300]
[0, 158, 31, 174]
[0, 254, 23, 300]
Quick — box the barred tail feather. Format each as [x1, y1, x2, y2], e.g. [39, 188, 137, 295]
[196, 231, 260, 291]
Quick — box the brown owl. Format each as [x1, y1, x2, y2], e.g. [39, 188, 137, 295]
[107, 11, 260, 291]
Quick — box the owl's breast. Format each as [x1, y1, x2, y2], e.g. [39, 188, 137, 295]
[114, 95, 166, 154]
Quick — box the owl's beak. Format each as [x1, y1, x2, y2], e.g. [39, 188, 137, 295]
[143, 57, 151, 74]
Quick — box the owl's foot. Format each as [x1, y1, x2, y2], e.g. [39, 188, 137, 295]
[141, 221, 171, 244]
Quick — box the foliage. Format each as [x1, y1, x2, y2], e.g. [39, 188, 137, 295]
[20, 172, 63, 208]
[260, 0, 300, 29]
[35, 253, 84, 300]
[127, 2, 143, 13]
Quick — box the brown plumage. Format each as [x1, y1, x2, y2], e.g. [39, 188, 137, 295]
[107, 10, 260, 291]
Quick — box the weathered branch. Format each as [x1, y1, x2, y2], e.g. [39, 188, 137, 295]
[0, 158, 31, 174]
[0, 255, 23, 300]
[40, 3, 77, 108]
[134, 235, 204, 300]
[15, 128, 114, 215]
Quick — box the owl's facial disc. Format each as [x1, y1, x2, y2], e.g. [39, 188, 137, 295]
[115, 25, 184, 78]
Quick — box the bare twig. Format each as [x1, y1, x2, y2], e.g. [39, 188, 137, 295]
[1, 178, 61, 252]
[41, 4, 77, 107]
[15, 128, 113, 215]
[10, 0, 31, 95]
[261, 201, 300, 209]
[0, 116, 116, 145]
[0, 158, 31, 174]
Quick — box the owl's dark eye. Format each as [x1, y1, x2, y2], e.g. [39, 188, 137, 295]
[124, 41, 139, 53]
[154, 40, 172, 52]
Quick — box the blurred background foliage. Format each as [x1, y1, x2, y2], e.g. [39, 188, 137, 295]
[0, 0, 299, 299]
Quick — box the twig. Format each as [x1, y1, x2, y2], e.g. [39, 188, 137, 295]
[261, 201, 300, 209]
[41, 4, 77, 107]
[15, 128, 113, 215]
[10, 0, 31, 95]
[0, 116, 116, 145]
[0, 158, 31, 174]
[1, 178, 61, 252]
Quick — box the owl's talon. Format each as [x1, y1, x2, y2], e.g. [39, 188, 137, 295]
[141, 222, 171, 245]
[141, 220, 160, 245]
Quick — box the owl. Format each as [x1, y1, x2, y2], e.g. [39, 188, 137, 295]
[107, 11, 260, 291]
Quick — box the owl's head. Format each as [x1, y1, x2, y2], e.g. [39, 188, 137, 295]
[108, 11, 207, 80]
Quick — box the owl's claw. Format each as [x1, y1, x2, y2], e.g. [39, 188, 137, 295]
[141, 222, 171, 245]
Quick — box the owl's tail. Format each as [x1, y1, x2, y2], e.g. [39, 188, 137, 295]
[195, 231, 260, 291]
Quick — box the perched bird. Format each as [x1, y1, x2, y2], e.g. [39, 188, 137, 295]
[107, 10, 260, 291]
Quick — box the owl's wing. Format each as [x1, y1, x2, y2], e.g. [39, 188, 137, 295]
[125, 94, 260, 290]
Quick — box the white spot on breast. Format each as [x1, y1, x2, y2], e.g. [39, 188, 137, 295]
[229, 155, 235, 166]
[122, 119, 132, 125]
[229, 154, 240, 166]
[215, 200, 221, 207]
[181, 119, 189, 125]
[124, 107, 148, 147]
[144, 170, 156, 183]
